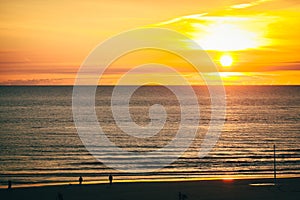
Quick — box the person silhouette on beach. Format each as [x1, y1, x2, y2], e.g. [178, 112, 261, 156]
[79, 176, 83, 185]
[56, 192, 64, 200]
[109, 174, 113, 185]
[8, 180, 12, 189]
[178, 192, 187, 200]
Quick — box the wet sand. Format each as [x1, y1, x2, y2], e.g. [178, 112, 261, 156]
[1, 178, 299, 200]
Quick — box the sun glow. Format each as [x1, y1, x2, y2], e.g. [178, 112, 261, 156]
[199, 24, 258, 51]
[220, 55, 233, 67]
[193, 21, 262, 51]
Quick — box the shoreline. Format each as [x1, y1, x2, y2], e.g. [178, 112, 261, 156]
[1, 174, 299, 189]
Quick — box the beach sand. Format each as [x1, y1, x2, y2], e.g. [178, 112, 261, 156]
[1, 178, 299, 200]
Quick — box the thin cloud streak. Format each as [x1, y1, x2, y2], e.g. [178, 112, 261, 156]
[230, 0, 273, 9]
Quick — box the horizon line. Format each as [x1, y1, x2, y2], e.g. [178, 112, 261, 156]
[0, 84, 299, 87]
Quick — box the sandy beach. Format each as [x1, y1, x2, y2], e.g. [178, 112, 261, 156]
[1, 178, 299, 200]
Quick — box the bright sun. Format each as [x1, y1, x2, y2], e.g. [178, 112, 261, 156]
[220, 55, 233, 67]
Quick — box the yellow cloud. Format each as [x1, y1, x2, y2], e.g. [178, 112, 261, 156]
[151, 14, 276, 51]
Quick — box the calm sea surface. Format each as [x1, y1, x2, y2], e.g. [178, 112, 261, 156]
[0, 86, 299, 187]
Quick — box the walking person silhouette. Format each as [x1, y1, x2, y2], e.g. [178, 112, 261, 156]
[8, 180, 12, 189]
[79, 176, 83, 185]
[109, 174, 113, 185]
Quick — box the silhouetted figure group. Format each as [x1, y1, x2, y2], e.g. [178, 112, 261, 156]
[77, 175, 113, 186]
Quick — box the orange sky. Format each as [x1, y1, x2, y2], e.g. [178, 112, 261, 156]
[0, 0, 300, 85]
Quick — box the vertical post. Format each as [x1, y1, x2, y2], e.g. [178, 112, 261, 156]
[273, 144, 276, 185]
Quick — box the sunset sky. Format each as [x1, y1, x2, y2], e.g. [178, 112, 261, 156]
[1, 0, 300, 85]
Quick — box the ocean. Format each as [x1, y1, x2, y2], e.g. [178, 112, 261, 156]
[0, 86, 299, 187]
